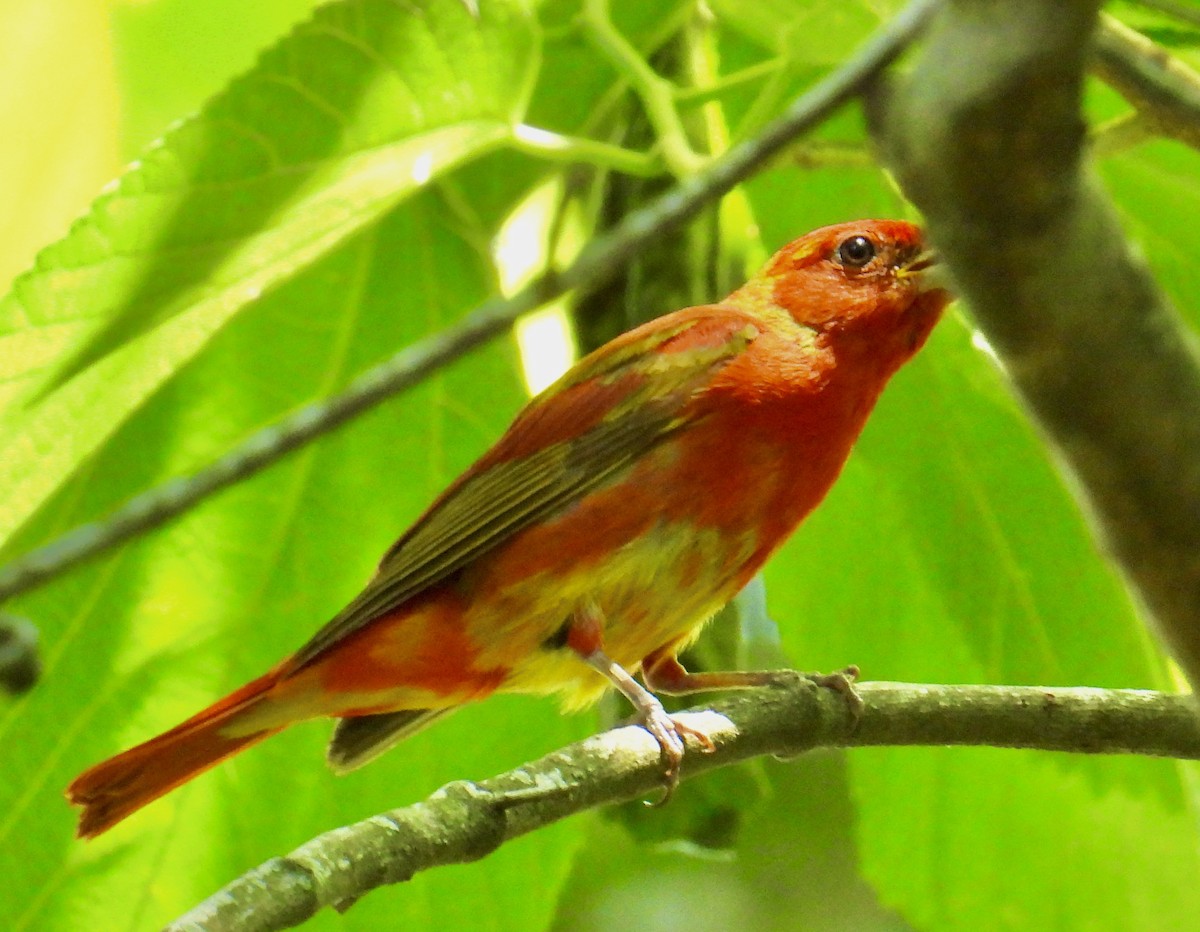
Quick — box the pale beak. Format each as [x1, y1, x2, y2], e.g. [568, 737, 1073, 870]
[899, 249, 953, 296]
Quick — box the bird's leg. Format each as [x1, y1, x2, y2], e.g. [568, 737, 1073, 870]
[569, 602, 714, 802]
[642, 648, 786, 693]
[642, 648, 864, 723]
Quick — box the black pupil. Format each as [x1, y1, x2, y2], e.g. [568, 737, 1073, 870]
[837, 235, 876, 268]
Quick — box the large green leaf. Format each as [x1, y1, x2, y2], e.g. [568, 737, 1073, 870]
[0, 2, 120, 293]
[0, 0, 536, 545]
[707, 0, 897, 62]
[110, 0, 327, 158]
[1, 192, 582, 930]
[1101, 138, 1200, 333]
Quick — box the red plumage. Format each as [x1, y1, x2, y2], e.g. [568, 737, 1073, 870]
[68, 219, 951, 837]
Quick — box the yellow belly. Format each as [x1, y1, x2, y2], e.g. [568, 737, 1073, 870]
[465, 519, 756, 710]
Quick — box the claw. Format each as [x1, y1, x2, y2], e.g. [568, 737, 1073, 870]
[581, 649, 719, 803]
[807, 664, 864, 727]
[635, 700, 716, 806]
[567, 608, 719, 804]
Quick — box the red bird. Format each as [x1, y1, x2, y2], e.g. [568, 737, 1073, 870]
[68, 219, 950, 838]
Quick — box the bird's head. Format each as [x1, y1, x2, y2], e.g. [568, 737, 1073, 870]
[744, 219, 953, 360]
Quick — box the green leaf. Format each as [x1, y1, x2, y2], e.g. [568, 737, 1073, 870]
[1100, 138, 1200, 335]
[0, 3, 121, 293]
[763, 311, 1193, 927]
[851, 747, 1200, 930]
[708, 0, 896, 63]
[0, 0, 536, 544]
[2, 192, 584, 929]
[110, 0, 327, 158]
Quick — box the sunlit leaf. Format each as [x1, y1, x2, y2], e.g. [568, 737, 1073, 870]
[0, 0, 536, 544]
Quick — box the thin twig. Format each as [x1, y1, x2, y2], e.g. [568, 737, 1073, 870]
[582, 0, 706, 176]
[0, 0, 941, 608]
[166, 678, 1200, 932]
[1093, 13, 1200, 152]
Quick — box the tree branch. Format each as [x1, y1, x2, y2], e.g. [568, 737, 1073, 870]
[0, 0, 939, 610]
[166, 679, 1200, 932]
[1093, 14, 1200, 153]
[877, 0, 1200, 690]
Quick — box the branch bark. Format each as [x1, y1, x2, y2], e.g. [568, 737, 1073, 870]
[1093, 14, 1200, 153]
[878, 0, 1200, 690]
[166, 678, 1200, 932]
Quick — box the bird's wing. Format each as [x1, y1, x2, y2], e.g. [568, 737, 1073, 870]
[291, 310, 760, 668]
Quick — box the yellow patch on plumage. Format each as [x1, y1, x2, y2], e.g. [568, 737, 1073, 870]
[477, 522, 755, 710]
[544, 318, 702, 399]
[786, 239, 824, 265]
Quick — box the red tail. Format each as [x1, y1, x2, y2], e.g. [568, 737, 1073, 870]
[66, 669, 285, 838]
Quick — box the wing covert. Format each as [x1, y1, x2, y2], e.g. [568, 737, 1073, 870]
[291, 311, 759, 668]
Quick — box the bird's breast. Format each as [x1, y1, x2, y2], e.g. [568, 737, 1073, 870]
[459, 416, 812, 707]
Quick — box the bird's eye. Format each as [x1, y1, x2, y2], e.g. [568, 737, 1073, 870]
[837, 235, 876, 268]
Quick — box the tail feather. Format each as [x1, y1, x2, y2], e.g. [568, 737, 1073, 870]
[326, 707, 455, 774]
[66, 669, 284, 838]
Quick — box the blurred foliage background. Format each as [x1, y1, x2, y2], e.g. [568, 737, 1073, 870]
[1, 0, 1199, 929]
